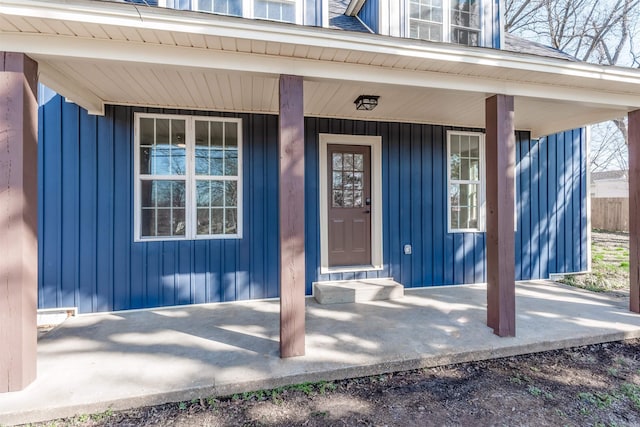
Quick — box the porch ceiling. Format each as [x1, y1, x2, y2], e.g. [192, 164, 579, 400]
[2, 0, 640, 137]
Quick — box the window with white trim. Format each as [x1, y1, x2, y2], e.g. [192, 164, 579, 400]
[193, 0, 243, 16]
[163, 0, 300, 23]
[409, 0, 481, 46]
[135, 114, 242, 241]
[254, 0, 296, 22]
[447, 131, 484, 232]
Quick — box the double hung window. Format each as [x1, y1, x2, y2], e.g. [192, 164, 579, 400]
[163, 0, 299, 23]
[447, 131, 484, 232]
[135, 114, 242, 241]
[409, 0, 481, 46]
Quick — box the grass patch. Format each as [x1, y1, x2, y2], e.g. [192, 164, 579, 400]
[621, 383, 640, 409]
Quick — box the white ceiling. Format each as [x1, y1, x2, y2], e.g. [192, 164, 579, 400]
[2, 0, 640, 137]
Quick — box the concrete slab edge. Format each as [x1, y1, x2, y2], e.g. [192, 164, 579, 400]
[3, 329, 640, 426]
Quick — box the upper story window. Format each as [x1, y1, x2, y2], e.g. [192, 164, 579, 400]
[447, 131, 485, 232]
[409, 0, 481, 46]
[162, 0, 300, 24]
[135, 113, 243, 241]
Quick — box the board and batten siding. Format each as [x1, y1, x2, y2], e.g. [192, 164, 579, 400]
[38, 96, 587, 313]
[38, 96, 280, 313]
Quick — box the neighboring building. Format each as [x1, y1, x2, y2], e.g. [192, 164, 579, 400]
[591, 170, 629, 198]
[3, 0, 640, 392]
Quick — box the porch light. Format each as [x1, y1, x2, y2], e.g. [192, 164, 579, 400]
[354, 95, 379, 111]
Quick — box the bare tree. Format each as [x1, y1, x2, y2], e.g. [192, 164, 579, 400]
[505, 0, 640, 172]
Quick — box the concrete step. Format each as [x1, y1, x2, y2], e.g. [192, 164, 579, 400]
[313, 278, 404, 304]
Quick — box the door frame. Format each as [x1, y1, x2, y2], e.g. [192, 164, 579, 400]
[319, 133, 383, 274]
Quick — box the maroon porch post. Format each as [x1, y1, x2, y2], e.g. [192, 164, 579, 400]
[630, 109, 640, 313]
[485, 94, 516, 337]
[0, 52, 38, 392]
[279, 74, 305, 357]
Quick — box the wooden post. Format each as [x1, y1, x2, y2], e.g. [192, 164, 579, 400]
[0, 52, 38, 392]
[629, 109, 640, 313]
[279, 74, 305, 357]
[485, 94, 516, 337]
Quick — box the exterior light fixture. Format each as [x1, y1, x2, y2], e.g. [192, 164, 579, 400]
[354, 95, 379, 111]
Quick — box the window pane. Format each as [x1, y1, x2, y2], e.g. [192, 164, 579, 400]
[344, 190, 354, 207]
[225, 122, 238, 148]
[354, 154, 364, 171]
[450, 153, 461, 179]
[228, 0, 242, 15]
[332, 153, 343, 171]
[333, 190, 343, 207]
[211, 121, 224, 149]
[254, 0, 267, 17]
[197, 0, 213, 11]
[343, 154, 354, 170]
[211, 181, 224, 207]
[224, 149, 238, 176]
[170, 146, 186, 175]
[140, 146, 152, 175]
[197, 208, 210, 235]
[195, 121, 209, 147]
[141, 209, 155, 237]
[195, 147, 209, 175]
[211, 149, 224, 175]
[225, 208, 237, 234]
[140, 118, 155, 145]
[332, 172, 342, 188]
[196, 180, 210, 207]
[225, 181, 237, 207]
[282, 2, 295, 22]
[211, 208, 224, 234]
[156, 119, 169, 145]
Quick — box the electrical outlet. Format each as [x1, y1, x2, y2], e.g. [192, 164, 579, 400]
[404, 244, 412, 255]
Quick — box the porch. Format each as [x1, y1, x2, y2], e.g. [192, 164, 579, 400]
[2, 280, 640, 425]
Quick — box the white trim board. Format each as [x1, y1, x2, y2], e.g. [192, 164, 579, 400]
[319, 134, 383, 274]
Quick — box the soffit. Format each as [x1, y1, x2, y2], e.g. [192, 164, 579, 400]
[1, 0, 640, 136]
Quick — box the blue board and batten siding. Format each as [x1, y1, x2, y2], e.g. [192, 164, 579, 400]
[38, 96, 587, 313]
[38, 97, 280, 313]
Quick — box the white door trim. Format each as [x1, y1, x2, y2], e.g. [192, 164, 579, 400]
[319, 133, 383, 274]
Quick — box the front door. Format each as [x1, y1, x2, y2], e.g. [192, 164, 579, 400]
[327, 144, 371, 267]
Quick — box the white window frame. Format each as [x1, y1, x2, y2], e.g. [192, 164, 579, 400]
[252, 0, 302, 24]
[406, 0, 483, 46]
[447, 130, 485, 233]
[183, 0, 302, 24]
[319, 134, 383, 274]
[134, 113, 243, 242]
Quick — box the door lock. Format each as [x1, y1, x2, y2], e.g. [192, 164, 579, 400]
[365, 197, 371, 206]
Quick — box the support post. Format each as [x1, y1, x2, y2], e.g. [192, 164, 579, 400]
[485, 94, 516, 337]
[279, 74, 305, 357]
[0, 52, 38, 392]
[630, 109, 640, 313]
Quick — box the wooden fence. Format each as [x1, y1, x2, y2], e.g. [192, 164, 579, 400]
[591, 197, 629, 232]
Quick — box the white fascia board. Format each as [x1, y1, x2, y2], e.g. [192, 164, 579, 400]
[8, 33, 640, 111]
[38, 61, 105, 115]
[345, 0, 366, 16]
[3, 0, 640, 88]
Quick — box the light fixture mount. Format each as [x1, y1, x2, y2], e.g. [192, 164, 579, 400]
[354, 95, 379, 111]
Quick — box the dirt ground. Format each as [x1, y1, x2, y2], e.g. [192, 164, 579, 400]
[29, 231, 640, 427]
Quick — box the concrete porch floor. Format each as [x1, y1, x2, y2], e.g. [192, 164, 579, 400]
[2, 281, 640, 425]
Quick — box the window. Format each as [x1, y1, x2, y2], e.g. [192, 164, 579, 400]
[409, 0, 481, 46]
[163, 0, 299, 23]
[193, 0, 242, 16]
[135, 114, 242, 241]
[254, 0, 296, 22]
[447, 131, 484, 232]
